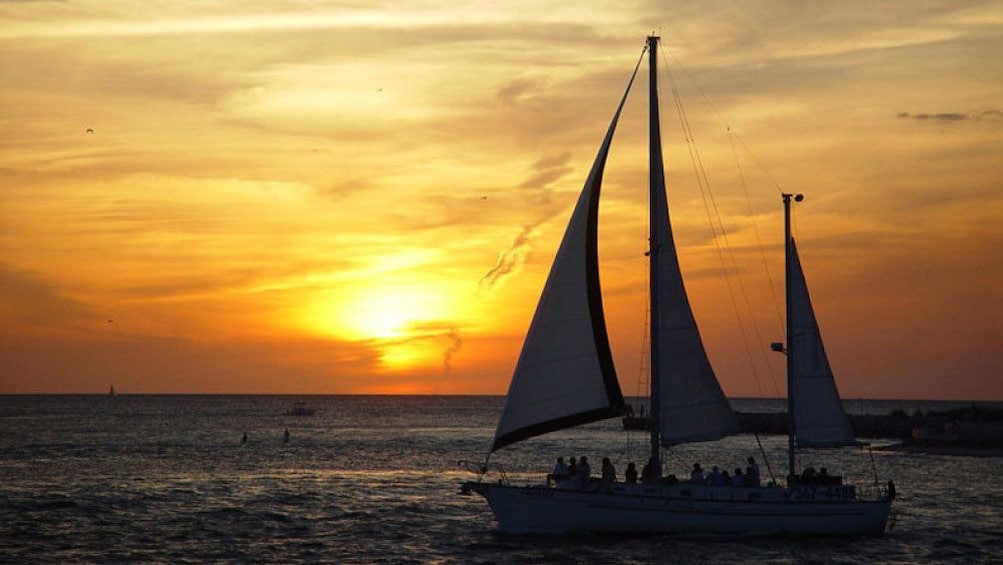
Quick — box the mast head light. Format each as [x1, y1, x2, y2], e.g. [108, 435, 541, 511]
[794, 194, 804, 202]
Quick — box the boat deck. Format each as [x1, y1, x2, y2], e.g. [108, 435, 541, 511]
[462, 479, 894, 535]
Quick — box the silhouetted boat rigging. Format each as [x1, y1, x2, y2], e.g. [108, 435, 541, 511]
[461, 36, 895, 535]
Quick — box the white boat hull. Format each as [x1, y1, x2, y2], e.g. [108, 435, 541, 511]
[463, 482, 892, 535]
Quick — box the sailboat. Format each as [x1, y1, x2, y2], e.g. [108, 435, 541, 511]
[108, 385, 116, 398]
[461, 36, 895, 535]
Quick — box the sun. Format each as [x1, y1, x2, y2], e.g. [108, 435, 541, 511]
[341, 289, 433, 340]
[297, 279, 464, 369]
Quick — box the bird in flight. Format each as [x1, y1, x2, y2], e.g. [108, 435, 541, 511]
[86, 128, 94, 134]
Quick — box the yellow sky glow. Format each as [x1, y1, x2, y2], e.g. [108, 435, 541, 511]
[1, 1, 1001, 398]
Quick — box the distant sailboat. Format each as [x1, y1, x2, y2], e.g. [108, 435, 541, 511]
[461, 35, 895, 535]
[108, 385, 116, 398]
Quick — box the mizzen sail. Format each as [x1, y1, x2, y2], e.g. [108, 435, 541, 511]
[789, 238, 857, 447]
[490, 55, 643, 452]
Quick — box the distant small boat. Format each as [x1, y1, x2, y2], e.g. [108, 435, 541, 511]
[621, 404, 649, 430]
[621, 414, 649, 431]
[109, 385, 116, 398]
[284, 402, 316, 416]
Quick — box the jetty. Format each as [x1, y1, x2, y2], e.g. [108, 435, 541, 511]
[742, 405, 1003, 447]
[627, 405, 1003, 449]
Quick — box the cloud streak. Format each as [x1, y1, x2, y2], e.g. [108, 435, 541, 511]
[442, 327, 462, 376]
[479, 152, 576, 291]
[0, 263, 96, 329]
[479, 224, 540, 291]
[897, 110, 1002, 122]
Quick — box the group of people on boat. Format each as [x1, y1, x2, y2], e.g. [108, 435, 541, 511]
[547, 456, 622, 488]
[548, 455, 767, 489]
[689, 457, 762, 487]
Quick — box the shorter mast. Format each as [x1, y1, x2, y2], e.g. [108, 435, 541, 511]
[782, 192, 802, 484]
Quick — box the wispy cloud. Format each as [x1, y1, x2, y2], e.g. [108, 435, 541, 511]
[442, 327, 462, 376]
[479, 223, 539, 291]
[517, 152, 574, 194]
[496, 77, 547, 105]
[0, 263, 96, 330]
[479, 152, 576, 291]
[897, 110, 1003, 122]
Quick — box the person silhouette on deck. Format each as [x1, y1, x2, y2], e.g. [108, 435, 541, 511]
[577, 456, 592, 488]
[708, 465, 725, 486]
[746, 457, 761, 487]
[625, 462, 638, 484]
[690, 463, 705, 483]
[601, 457, 617, 486]
[801, 466, 817, 485]
[641, 458, 656, 483]
[548, 457, 568, 486]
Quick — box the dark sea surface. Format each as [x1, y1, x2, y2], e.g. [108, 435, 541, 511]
[2, 395, 1001, 563]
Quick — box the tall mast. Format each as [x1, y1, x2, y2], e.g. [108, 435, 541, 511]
[646, 34, 663, 479]
[782, 192, 803, 484]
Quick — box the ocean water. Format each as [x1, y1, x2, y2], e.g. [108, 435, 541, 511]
[2, 395, 1001, 563]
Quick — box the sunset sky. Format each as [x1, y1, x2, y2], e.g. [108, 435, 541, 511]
[1, 1, 1000, 398]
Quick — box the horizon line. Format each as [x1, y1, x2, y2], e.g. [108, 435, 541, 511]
[1, 393, 1000, 403]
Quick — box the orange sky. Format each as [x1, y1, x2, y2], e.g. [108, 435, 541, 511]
[1, 1, 1000, 398]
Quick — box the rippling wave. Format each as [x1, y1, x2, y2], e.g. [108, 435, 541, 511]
[1, 395, 1000, 563]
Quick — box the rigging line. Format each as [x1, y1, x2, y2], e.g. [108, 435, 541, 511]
[669, 77, 769, 399]
[752, 432, 776, 485]
[728, 131, 785, 336]
[660, 47, 785, 397]
[627, 244, 651, 459]
[665, 51, 784, 194]
[735, 135, 785, 195]
[636, 210, 651, 401]
[626, 297, 648, 462]
[659, 44, 786, 360]
[868, 446, 880, 488]
[622, 41, 653, 465]
[664, 55, 775, 398]
[662, 49, 784, 398]
[636, 290, 650, 400]
[726, 133, 784, 397]
[637, 140, 652, 402]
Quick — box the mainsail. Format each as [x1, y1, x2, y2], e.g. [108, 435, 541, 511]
[789, 238, 857, 447]
[647, 39, 737, 446]
[490, 55, 643, 452]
